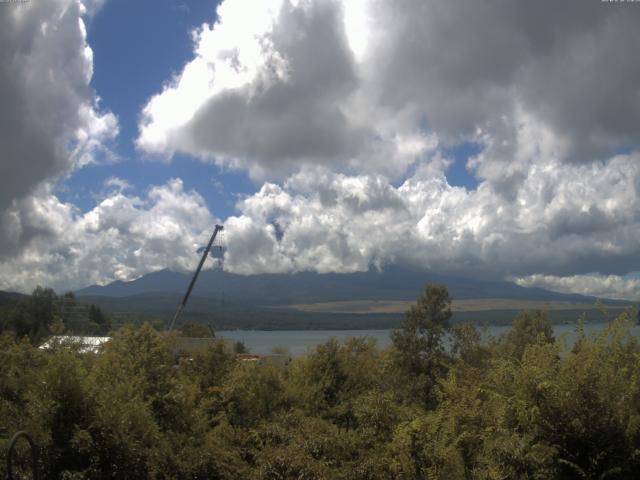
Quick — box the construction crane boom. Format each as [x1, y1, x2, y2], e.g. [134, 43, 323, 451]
[168, 224, 224, 331]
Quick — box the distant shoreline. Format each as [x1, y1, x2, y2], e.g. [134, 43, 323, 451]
[218, 322, 640, 357]
[284, 298, 630, 314]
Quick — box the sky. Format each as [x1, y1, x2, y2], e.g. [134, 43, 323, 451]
[1, 0, 640, 301]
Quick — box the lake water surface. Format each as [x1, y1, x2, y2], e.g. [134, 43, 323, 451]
[219, 322, 640, 357]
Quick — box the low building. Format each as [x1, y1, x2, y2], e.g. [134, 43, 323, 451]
[39, 335, 111, 354]
[237, 353, 290, 369]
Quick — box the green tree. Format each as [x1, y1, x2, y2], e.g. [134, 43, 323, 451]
[178, 339, 236, 391]
[496, 316, 640, 479]
[180, 320, 213, 338]
[179, 319, 212, 338]
[88, 305, 110, 333]
[287, 337, 381, 428]
[390, 284, 452, 407]
[249, 412, 365, 479]
[500, 309, 554, 360]
[451, 322, 488, 368]
[4, 287, 59, 343]
[27, 348, 94, 478]
[233, 340, 248, 354]
[221, 362, 286, 428]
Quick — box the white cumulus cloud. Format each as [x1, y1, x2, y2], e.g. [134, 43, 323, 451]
[514, 274, 640, 302]
[0, 0, 118, 257]
[2, 0, 640, 296]
[0, 179, 219, 292]
[222, 147, 640, 282]
[137, 0, 436, 180]
[137, 0, 640, 184]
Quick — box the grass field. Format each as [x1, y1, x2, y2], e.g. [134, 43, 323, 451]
[287, 298, 629, 314]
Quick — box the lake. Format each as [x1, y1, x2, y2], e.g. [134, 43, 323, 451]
[219, 322, 640, 357]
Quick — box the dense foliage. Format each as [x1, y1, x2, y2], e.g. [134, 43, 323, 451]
[1, 284, 639, 479]
[0, 288, 111, 343]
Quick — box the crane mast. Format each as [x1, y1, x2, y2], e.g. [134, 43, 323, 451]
[168, 224, 224, 331]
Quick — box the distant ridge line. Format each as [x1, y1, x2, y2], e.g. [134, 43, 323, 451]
[75, 267, 621, 306]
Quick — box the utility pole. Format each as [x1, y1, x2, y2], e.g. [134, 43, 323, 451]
[168, 224, 224, 331]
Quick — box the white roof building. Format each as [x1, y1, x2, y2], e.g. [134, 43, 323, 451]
[39, 335, 111, 354]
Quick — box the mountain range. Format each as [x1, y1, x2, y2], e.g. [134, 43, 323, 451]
[71, 267, 635, 329]
[77, 266, 599, 305]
